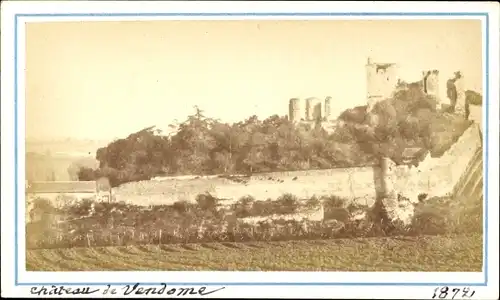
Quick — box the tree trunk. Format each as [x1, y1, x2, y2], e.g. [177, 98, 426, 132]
[373, 156, 395, 200]
[372, 156, 397, 226]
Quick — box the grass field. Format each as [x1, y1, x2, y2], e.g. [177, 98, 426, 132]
[26, 233, 482, 271]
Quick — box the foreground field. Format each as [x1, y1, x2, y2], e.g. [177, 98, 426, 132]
[27, 233, 482, 271]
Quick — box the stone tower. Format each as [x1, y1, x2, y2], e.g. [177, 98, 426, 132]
[422, 70, 440, 108]
[324, 96, 335, 121]
[366, 57, 399, 112]
[305, 97, 322, 122]
[288, 98, 302, 123]
[454, 71, 467, 118]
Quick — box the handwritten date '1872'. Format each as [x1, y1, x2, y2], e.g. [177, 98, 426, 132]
[432, 287, 476, 299]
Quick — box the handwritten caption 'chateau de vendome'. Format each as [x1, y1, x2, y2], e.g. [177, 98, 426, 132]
[30, 283, 226, 297]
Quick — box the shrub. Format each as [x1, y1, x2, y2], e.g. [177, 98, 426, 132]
[77, 167, 97, 181]
[306, 196, 321, 208]
[26, 198, 61, 248]
[238, 195, 255, 205]
[409, 198, 450, 236]
[25, 188, 482, 249]
[195, 193, 219, 211]
[322, 195, 346, 208]
[466, 90, 482, 106]
[172, 200, 191, 214]
[233, 195, 255, 218]
[277, 193, 299, 214]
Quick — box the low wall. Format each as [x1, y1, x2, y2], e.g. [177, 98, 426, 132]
[239, 205, 325, 225]
[398, 123, 482, 200]
[214, 123, 483, 204]
[113, 123, 482, 207]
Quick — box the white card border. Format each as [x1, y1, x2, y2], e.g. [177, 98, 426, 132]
[1, 1, 499, 299]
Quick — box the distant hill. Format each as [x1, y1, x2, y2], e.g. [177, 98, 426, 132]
[25, 138, 105, 182]
[26, 152, 100, 182]
[26, 138, 109, 157]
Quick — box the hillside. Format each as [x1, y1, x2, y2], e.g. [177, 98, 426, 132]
[77, 82, 476, 188]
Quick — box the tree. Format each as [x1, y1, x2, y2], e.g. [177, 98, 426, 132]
[243, 131, 267, 173]
[171, 106, 217, 174]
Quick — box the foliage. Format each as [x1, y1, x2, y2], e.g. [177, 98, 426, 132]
[67, 157, 100, 181]
[172, 200, 192, 214]
[233, 194, 303, 218]
[466, 90, 482, 106]
[25, 183, 482, 250]
[78, 108, 375, 187]
[334, 80, 474, 163]
[79, 83, 480, 187]
[26, 198, 61, 248]
[195, 193, 219, 211]
[26, 193, 341, 249]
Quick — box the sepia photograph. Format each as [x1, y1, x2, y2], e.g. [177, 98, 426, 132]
[1, 1, 499, 299]
[24, 18, 485, 272]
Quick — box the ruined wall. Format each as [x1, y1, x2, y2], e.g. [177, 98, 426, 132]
[26, 192, 96, 209]
[392, 123, 482, 201]
[423, 70, 440, 104]
[454, 75, 467, 116]
[288, 98, 302, 123]
[305, 97, 322, 121]
[324, 96, 335, 121]
[366, 58, 399, 112]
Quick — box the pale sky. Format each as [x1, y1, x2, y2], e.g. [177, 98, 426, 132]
[26, 19, 482, 140]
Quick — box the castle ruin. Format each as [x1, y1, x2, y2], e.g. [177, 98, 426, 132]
[453, 72, 467, 117]
[305, 97, 322, 122]
[422, 70, 440, 98]
[365, 57, 399, 112]
[288, 98, 302, 123]
[287, 57, 466, 126]
[324, 96, 335, 121]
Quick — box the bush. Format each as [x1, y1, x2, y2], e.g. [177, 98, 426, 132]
[277, 193, 299, 214]
[25, 187, 483, 249]
[336, 80, 472, 165]
[195, 193, 219, 211]
[239, 195, 255, 205]
[172, 200, 191, 214]
[322, 195, 346, 208]
[306, 196, 321, 208]
[26, 198, 61, 248]
[233, 195, 255, 218]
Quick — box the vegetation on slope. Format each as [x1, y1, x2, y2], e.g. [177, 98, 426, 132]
[336, 81, 473, 162]
[79, 81, 477, 187]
